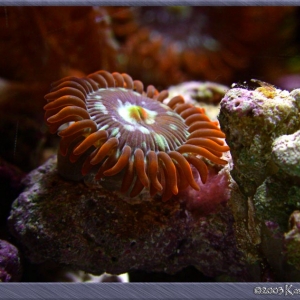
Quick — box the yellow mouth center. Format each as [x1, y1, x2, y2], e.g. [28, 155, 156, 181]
[128, 105, 148, 122]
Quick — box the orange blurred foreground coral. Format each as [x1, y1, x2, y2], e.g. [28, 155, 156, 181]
[44, 70, 229, 201]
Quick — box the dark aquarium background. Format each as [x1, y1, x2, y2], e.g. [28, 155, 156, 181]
[1, 6, 300, 283]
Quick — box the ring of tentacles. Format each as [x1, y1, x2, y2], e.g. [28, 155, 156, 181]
[44, 70, 229, 201]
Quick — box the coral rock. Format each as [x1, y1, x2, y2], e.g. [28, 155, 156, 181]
[0, 239, 22, 282]
[285, 211, 300, 271]
[219, 82, 300, 196]
[219, 82, 300, 281]
[8, 156, 248, 279]
[272, 130, 300, 178]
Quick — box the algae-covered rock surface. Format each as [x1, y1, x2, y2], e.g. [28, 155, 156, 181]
[0, 239, 22, 282]
[219, 83, 300, 280]
[8, 156, 248, 279]
[219, 83, 300, 197]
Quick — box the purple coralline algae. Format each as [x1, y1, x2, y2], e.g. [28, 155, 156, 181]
[0, 239, 22, 282]
[219, 83, 300, 280]
[219, 83, 300, 196]
[8, 156, 249, 280]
